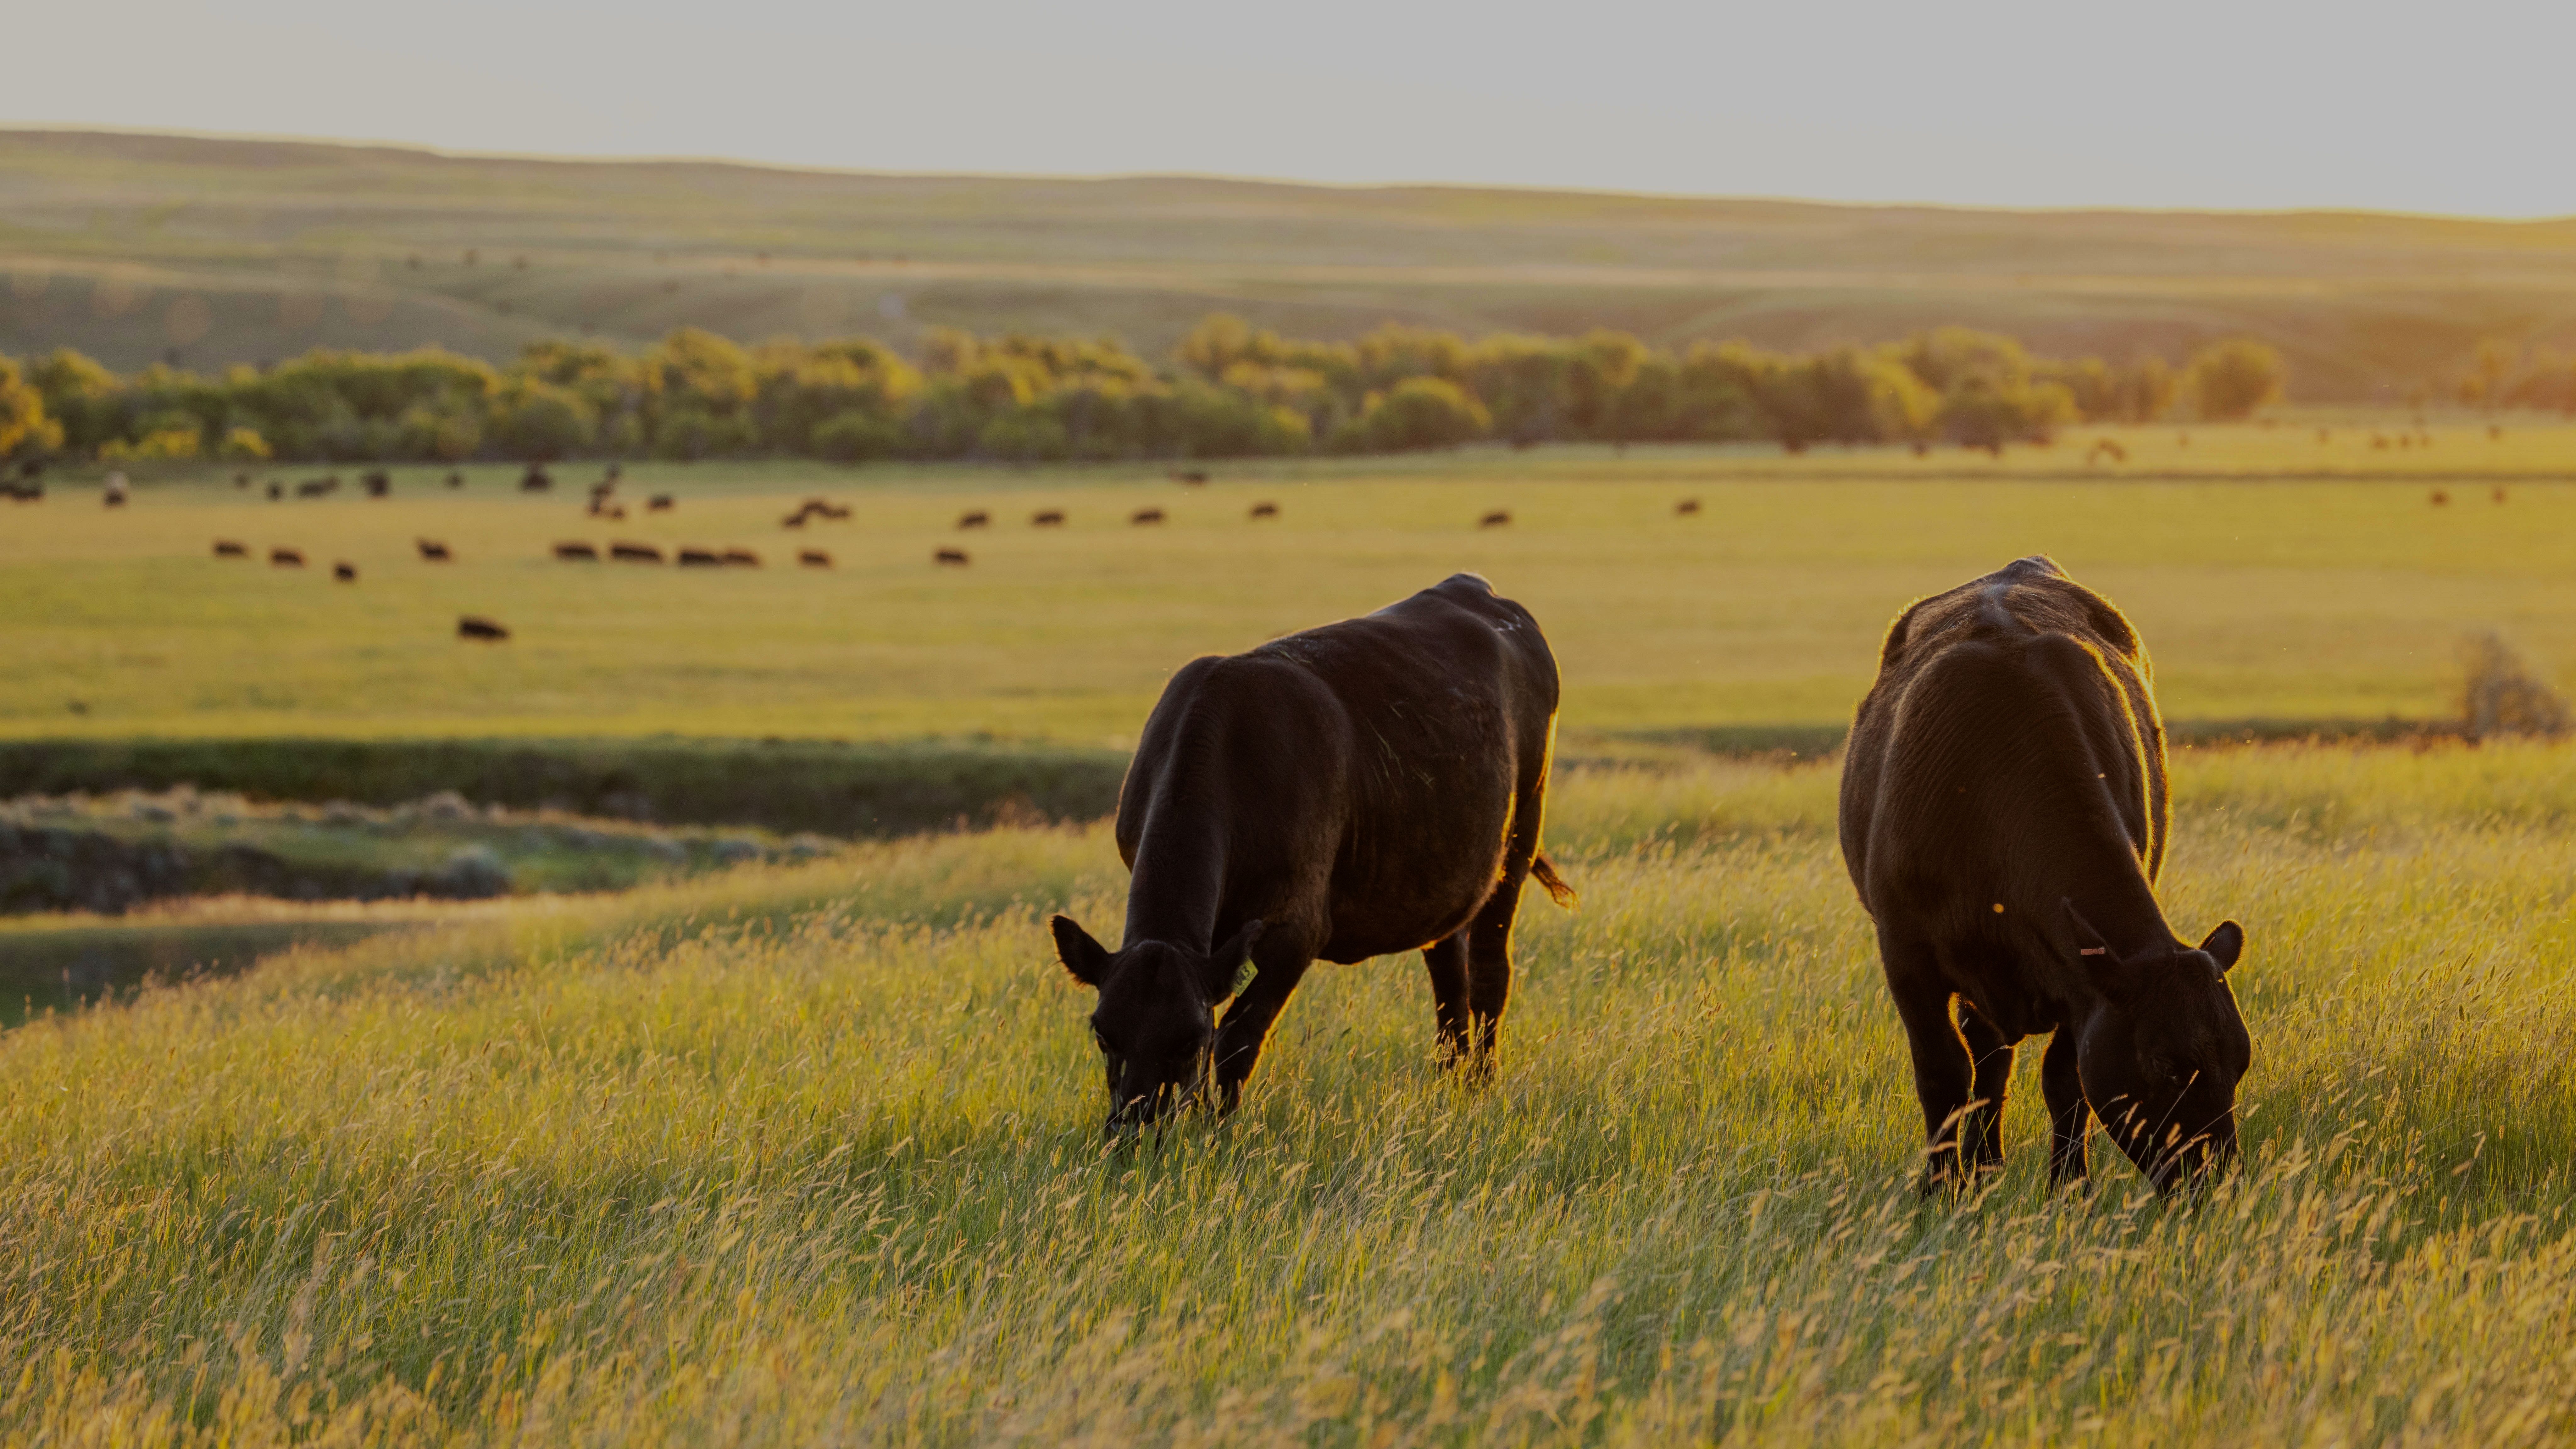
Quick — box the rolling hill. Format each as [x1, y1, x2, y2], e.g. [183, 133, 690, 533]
[3, 127, 2571, 399]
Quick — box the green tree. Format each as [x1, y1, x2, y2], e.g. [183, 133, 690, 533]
[0, 356, 59, 458]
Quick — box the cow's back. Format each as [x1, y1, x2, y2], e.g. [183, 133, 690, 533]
[1119, 574, 1559, 961]
[1840, 557, 2168, 928]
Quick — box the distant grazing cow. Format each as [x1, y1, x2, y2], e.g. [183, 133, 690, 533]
[934, 547, 971, 566]
[233, 472, 251, 490]
[265, 482, 283, 501]
[798, 549, 832, 568]
[1170, 469, 1210, 485]
[1674, 498, 1700, 516]
[1839, 556, 2250, 1195]
[818, 502, 850, 520]
[721, 548, 759, 567]
[296, 478, 337, 498]
[1131, 508, 1165, 526]
[270, 548, 305, 567]
[554, 541, 600, 561]
[958, 510, 991, 529]
[677, 547, 722, 567]
[213, 540, 247, 558]
[416, 539, 452, 561]
[1048, 574, 1573, 1134]
[647, 494, 674, 512]
[363, 469, 391, 498]
[1478, 510, 1511, 529]
[458, 616, 509, 641]
[611, 541, 665, 563]
[1249, 502, 1279, 520]
[1033, 509, 1066, 527]
[781, 511, 809, 529]
[332, 561, 358, 582]
[103, 473, 129, 508]
[519, 464, 553, 492]
[2430, 489, 2451, 507]
[446, 471, 465, 489]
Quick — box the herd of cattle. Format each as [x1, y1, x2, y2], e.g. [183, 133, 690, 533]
[1055, 559, 2247, 1197]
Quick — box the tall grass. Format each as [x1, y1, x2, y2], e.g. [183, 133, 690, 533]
[3, 744, 2573, 1443]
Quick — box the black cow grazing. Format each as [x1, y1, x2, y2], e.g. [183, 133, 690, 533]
[1478, 510, 1511, 529]
[721, 548, 760, 567]
[1131, 508, 1166, 526]
[611, 542, 665, 564]
[797, 549, 832, 568]
[363, 469, 391, 498]
[647, 494, 674, 512]
[270, 548, 305, 567]
[1674, 498, 1701, 516]
[213, 540, 248, 558]
[1171, 469, 1210, 485]
[1249, 501, 1279, 520]
[958, 510, 991, 529]
[519, 464, 553, 492]
[934, 547, 971, 567]
[1033, 509, 1066, 527]
[332, 561, 358, 582]
[446, 471, 465, 489]
[416, 539, 452, 562]
[265, 482, 283, 501]
[677, 547, 722, 567]
[457, 616, 509, 641]
[553, 541, 600, 561]
[1839, 557, 2250, 1196]
[296, 478, 337, 498]
[1048, 573, 1574, 1134]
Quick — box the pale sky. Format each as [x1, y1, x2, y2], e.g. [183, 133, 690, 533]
[14, 0, 2570, 216]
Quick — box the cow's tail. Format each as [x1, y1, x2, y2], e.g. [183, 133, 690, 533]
[1531, 851, 1578, 910]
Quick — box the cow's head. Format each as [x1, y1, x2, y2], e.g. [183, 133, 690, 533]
[2066, 902, 2251, 1194]
[1049, 914, 1262, 1135]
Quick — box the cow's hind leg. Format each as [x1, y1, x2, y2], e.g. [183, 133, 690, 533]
[1882, 931, 1975, 1194]
[1424, 932, 1473, 1069]
[1955, 999, 2017, 1178]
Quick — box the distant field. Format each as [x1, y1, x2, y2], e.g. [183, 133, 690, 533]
[8, 426, 2576, 744]
[8, 128, 2576, 392]
[5, 743, 2572, 1441]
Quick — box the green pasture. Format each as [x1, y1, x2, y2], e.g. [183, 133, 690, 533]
[3, 742, 2572, 1443]
[8, 427, 2576, 744]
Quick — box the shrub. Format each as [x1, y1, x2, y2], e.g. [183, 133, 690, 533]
[2187, 340, 2288, 420]
[215, 426, 272, 460]
[2459, 632, 2570, 740]
[1350, 376, 1490, 452]
[813, 409, 902, 463]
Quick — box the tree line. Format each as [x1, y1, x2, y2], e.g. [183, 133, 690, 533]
[0, 320, 2288, 466]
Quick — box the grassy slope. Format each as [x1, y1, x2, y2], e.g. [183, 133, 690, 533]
[6, 129, 2576, 392]
[3, 744, 2572, 1443]
[8, 434, 2576, 741]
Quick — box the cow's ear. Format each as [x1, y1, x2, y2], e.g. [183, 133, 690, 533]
[1202, 919, 1264, 1001]
[1050, 915, 1111, 989]
[2198, 920, 2244, 974]
[2064, 899, 2118, 968]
